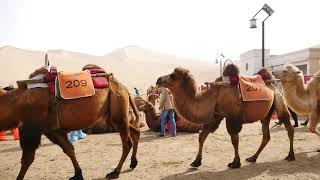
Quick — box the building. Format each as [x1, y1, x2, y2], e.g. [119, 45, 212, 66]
[240, 44, 320, 75]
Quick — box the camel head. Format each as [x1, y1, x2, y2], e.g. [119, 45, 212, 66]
[137, 101, 154, 113]
[156, 67, 196, 94]
[148, 93, 159, 101]
[257, 68, 274, 80]
[273, 64, 304, 82]
[134, 96, 146, 107]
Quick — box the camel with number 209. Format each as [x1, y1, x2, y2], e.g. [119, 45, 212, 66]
[0, 64, 140, 180]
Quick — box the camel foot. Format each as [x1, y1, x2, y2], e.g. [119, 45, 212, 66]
[106, 170, 120, 179]
[245, 156, 257, 163]
[275, 121, 282, 126]
[227, 161, 241, 168]
[130, 158, 138, 170]
[190, 158, 202, 167]
[69, 172, 84, 180]
[285, 153, 295, 161]
[300, 120, 308, 126]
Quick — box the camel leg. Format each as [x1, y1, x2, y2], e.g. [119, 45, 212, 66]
[246, 106, 274, 162]
[308, 109, 320, 136]
[226, 118, 242, 168]
[228, 133, 241, 168]
[307, 109, 320, 152]
[289, 108, 298, 127]
[273, 91, 295, 161]
[129, 125, 140, 170]
[280, 115, 295, 161]
[190, 118, 222, 168]
[17, 126, 41, 180]
[45, 130, 83, 180]
[106, 123, 132, 179]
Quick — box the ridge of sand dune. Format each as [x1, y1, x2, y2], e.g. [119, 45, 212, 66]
[0, 46, 219, 93]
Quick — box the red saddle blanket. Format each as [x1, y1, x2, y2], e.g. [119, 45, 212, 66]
[83, 67, 109, 88]
[239, 75, 270, 101]
[44, 66, 110, 93]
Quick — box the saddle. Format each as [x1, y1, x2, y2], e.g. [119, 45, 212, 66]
[83, 66, 110, 89]
[57, 71, 95, 99]
[239, 75, 270, 101]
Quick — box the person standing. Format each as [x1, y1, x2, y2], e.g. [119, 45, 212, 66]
[134, 87, 140, 96]
[159, 87, 176, 137]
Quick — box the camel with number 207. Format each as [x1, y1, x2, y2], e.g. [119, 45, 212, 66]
[156, 64, 294, 168]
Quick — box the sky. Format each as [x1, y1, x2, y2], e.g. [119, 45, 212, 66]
[1, 0, 320, 62]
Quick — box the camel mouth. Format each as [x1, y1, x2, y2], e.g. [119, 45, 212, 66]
[156, 78, 163, 86]
[271, 70, 282, 78]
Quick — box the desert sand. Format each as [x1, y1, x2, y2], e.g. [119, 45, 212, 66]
[0, 121, 320, 180]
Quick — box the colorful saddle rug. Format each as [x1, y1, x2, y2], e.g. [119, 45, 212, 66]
[83, 67, 109, 88]
[239, 75, 270, 101]
[57, 70, 95, 99]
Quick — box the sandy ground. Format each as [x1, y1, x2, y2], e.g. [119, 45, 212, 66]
[1, 120, 320, 180]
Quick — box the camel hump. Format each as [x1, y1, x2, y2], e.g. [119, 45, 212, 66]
[29, 67, 49, 79]
[223, 64, 239, 77]
[257, 68, 274, 81]
[82, 64, 103, 70]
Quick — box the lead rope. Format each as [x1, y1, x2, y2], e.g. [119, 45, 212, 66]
[237, 81, 247, 123]
[55, 77, 61, 128]
[108, 75, 121, 97]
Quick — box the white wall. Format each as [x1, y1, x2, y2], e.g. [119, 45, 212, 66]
[240, 49, 269, 75]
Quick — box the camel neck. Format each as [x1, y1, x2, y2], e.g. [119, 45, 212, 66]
[282, 78, 316, 114]
[171, 81, 218, 125]
[145, 107, 157, 119]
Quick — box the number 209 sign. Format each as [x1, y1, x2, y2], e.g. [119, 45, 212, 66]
[66, 80, 88, 88]
[58, 71, 95, 99]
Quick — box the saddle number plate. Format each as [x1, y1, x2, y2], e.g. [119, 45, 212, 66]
[58, 71, 95, 99]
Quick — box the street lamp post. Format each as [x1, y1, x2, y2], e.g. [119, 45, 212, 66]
[250, 4, 274, 68]
[215, 53, 234, 76]
[215, 53, 225, 76]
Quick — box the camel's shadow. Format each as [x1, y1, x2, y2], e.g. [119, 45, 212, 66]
[139, 130, 197, 143]
[161, 151, 320, 180]
[270, 125, 319, 134]
[0, 142, 55, 153]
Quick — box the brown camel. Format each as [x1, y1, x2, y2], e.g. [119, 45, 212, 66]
[273, 64, 320, 147]
[156, 65, 294, 168]
[0, 64, 141, 180]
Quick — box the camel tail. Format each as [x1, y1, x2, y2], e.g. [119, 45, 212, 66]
[129, 95, 141, 128]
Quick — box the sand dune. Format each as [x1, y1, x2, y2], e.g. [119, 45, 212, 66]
[0, 46, 219, 94]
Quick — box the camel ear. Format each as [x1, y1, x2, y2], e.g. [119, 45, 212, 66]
[183, 71, 190, 77]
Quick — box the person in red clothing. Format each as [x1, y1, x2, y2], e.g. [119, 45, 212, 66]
[0, 128, 20, 141]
